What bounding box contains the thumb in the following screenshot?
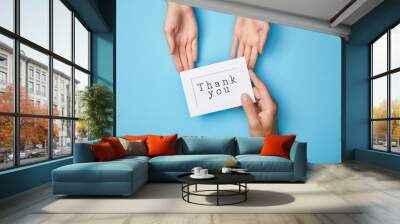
[165,31,176,54]
[241,93,260,129]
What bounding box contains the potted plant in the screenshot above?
[79,84,113,140]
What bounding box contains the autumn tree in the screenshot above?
[0,84,60,153]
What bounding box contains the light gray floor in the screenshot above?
[1,162,400,224]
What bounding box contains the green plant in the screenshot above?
[79,84,113,140]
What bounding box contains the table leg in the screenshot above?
[195,184,198,192]
[217,184,219,206]
[245,183,247,201]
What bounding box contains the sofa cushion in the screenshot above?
[236,155,293,172]
[53,158,147,183]
[177,136,236,155]
[236,137,264,155]
[149,154,235,172]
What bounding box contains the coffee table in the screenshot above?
[177,173,255,206]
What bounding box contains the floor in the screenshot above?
[0,162,400,224]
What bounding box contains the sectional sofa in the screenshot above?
[52,136,307,196]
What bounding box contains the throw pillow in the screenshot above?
[124,135,150,142]
[146,134,178,157]
[101,137,127,158]
[260,135,296,159]
[91,142,117,161]
[119,138,147,156]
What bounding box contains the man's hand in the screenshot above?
[241,70,277,136]
[164,2,198,72]
[231,17,269,69]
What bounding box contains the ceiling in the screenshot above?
[171,0,384,39]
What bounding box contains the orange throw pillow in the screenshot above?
[91,142,117,161]
[260,135,296,159]
[101,137,127,158]
[146,134,177,157]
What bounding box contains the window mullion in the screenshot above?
[48,0,54,160]
[388,30,391,153]
[71,10,76,155]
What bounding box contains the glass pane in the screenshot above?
[53,0,72,60]
[0,0,14,31]
[0,34,14,112]
[372,33,387,76]
[0,116,14,170]
[53,119,72,157]
[74,18,89,70]
[53,59,72,117]
[20,44,49,115]
[372,121,388,151]
[20,0,49,49]
[20,117,49,165]
[372,77,387,119]
[74,69,89,117]
[392,72,400,118]
[391,120,400,153]
[75,120,88,143]
[391,24,400,70]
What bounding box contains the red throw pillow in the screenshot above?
[101,137,127,158]
[91,142,117,161]
[146,134,177,157]
[260,135,296,159]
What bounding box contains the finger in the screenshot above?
[191,38,198,62]
[237,41,245,58]
[179,45,189,71]
[249,70,272,99]
[172,52,183,72]
[258,24,269,54]
[248,47,258,69]
[253,87,261,100]
[241,93,261,129]
[186,43,194,69]
[244,45,251,67]
[230,36,239,58]
[165,31,176,54]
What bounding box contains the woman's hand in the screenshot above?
[241,70,277,136]
[164,2,198,72]
[231,17,269,69]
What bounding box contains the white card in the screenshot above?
[180,57,255,117]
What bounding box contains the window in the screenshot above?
[370,23,400,154]
[0,0,91,170]
[0,34,13,113]
[28,81,34,94]
[0,0,14,32]
[74,18,89,70]
[20,0,49,49]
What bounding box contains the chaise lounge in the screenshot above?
[52,136,307,196]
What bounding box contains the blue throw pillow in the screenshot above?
[236,137,264,155]
[178,136,235,155]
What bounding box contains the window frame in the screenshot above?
[0,0,92,171]
[370,20,400,154]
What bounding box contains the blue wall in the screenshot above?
[345,0,400,166]
[92,32,114,88]
[116,0,342,163]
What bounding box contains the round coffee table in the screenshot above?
[177,173,255,206]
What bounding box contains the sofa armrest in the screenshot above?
[289,142,307,181]
[73,140,99,163]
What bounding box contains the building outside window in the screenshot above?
[370,23,400,154]
[0,0,91,170]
